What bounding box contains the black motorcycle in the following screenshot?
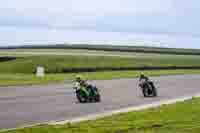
[139,80,157,97]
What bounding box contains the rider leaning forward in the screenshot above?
[74,75,97,96]
[139,74,156,89]
[74,75,90,96]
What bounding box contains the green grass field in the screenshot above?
[1,69,200,86]
[2,97,200,133]
[0,55,200,74]
[0,48,200,86]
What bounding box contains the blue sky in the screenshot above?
[0,0,200,48]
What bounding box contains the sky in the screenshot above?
[0,0,200,48]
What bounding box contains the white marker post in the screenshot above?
[36,66,45,77]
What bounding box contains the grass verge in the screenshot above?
[0,55,200,73]
[1,97,200,133]
[0,69,200,86]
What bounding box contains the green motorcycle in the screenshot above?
[74,85,101,103]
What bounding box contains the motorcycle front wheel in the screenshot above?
[76,90,88,103]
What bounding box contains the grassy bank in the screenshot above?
[0,49,200,86]
[2,97,200,133]
[0,55,200,73]
[1,69,200,86]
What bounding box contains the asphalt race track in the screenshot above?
[0,74,200,129]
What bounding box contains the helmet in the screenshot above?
[75,75,84,82]
[76,75,82,79]
[140,74,145,78]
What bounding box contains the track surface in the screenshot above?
[0,74,200,129]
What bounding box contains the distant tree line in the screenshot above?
[1,44,200,55]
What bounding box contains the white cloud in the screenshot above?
[0,0,178,30]
[0,0,200,48]
[1,0,175,17]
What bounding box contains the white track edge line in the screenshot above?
[49,93,200,125]
[1,93,200,132]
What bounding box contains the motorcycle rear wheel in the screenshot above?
[95,94,101,102]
